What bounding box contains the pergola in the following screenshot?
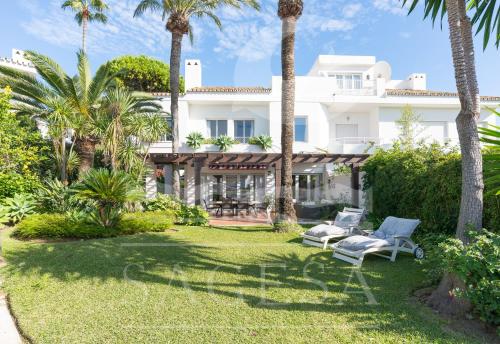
[149,153,370,206]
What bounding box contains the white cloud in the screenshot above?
[400,31,411,39]
[342,4,362,18]
[372,0,407,16]
[19,0,197,56]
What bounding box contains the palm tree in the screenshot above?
[276,0,303,228]
[404,0,498,318]
[479,108,500,195]
[61,0,109,52]
[0,51,117,177]
[133,0,260,198]
[73,168,144,228]
[94,87,163,171]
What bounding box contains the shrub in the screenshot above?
[0,88,50,199]
[14,214,110,239]
[176,204,209,226]
[214,136,236,152]
[143,194,182,212]
[362,144,500,235]
[14,211,178,239]
[73,169,144,228]
[35,179,74,213]
[186,132,205,150]
[273,220,302,233]
[0,194,37,224]
[118,211,176,234]
[248,135,273,151]
[104,55,185,93]
[438,230,500,326]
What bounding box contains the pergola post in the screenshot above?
[351,164,360,207]
[194,157,206,206]
[274,162,282,207]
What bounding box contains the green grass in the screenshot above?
[0,225,481,343]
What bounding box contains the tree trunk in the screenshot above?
[427,272,472,318]
[278,16,297,223]
[170,30,182,199]
[61,131,67,184]
[82,17,87,53]
[445,0,483,241]
[426,0,484,318]
[75,136,96,177]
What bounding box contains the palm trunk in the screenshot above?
[82,17,88,53]
[445,0,483,241]
[61,131,67,184]
[170,30,182,199]
[278,16,298,223]
[427,0,483,318]
[75,136,96,177]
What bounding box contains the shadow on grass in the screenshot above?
[2,231,473,343]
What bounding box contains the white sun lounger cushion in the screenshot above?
[336,235,394,251]
[304,224,348,238]
[333,211,362,229]
[372,216,421,241]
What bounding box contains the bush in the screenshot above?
[73,169,144,228]
[14,214,108,239]
[118,211,176,234]
[176,204,209,226]
[143,194,182,212]
[0,88,50,199]
[14,211,178,239]
[248,135,273,150]
[362,144,500,235]
[35,179,74,213]
[105,55,185,93]
[438,230,500,326]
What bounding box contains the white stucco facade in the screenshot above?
[148,55,499,212]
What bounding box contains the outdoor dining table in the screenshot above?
[214,200,257,216]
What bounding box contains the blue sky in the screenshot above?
[0,0,498,94]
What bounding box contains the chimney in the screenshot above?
[407,73,427,90]
[184,59,202,91]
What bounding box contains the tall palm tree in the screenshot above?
[0,51,117,177]
[94,87,163,171]
[404,0,498,318]
[276,0,302,228]
[133,0,259,198]
[62,0,109,53]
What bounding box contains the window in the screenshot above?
[160,116,173,141]
[207,120,227,138]
[331,74,363,89]
[336,124,359,141]
[294,117,307,142]
[234,120,254,143]
[292,174,323,202]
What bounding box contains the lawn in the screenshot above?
[0,225,481,343]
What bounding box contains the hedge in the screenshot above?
[14,211,176,240]
[362,145,499,235]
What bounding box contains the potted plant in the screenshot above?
[249,135,273,151]
[215,135,235,152]
[186,132,205,150]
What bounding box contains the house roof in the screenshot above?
[386,89,500,102]
[188,86,272,94]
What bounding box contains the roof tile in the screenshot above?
[386,89,500,102]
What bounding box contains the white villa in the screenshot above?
[0,49,36,75]
[147,55,499,212]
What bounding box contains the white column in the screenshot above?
[145,160,157,199]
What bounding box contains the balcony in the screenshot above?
[329,137,381,154]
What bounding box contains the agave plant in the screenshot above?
[73,169,144,228]
[215,135,235,152]
[479,108,500,195]
[248,135,273,151]
[36,179,74,213]
[0,194,37,224]
[186,132,205,150]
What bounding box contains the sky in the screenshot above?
[0,0,498,95]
